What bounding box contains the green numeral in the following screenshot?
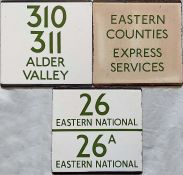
[31,31,45,53]
[80,93,110,116]
[51,6,67,28]
[93,135,107,157]
[80,94,93,116]
[31,31,61,53]
[27,5,66,28]
[95,93,110,116]
[27,5,41,28]
[77,135,90,158]
[77,135,107,158]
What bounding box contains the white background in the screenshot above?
[52,132,142,172]
[1,87,183,175]
[1,2,92,84]
[52,90,142,172]
[53,90,142,129]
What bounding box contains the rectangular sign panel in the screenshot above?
[1,2,92,85]
[52,89,142,173]
[93,2,182,85]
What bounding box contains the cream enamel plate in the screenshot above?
[52,89,142,173]
[1,2,92,85]
[93,3,182,84]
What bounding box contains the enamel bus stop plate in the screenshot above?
[52,89,142,173]
[1,2,92,85]
[93,2,182,85]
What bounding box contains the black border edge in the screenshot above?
[1,0,92,3]
[52,172,142,174]
[1,83,182,89]
[93,0,181,3]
